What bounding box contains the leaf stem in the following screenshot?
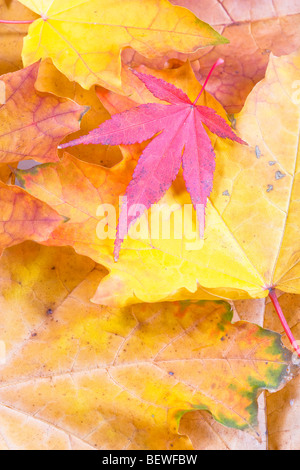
[193,58,224,105]
[0,19,35,24]
[268,289,300,358]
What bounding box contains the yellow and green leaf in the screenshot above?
[0,243,294,449]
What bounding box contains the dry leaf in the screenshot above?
[0,183,63,257]
[0,62,85,163]
[0,243,294,449]
[179,403,267,450]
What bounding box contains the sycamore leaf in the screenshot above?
[0,244,294,449]
[0,62,85,163]
[0,0,38,75]
[60,67,246,260]
[0,183,63,257]
[124,0,300,113]
[18,0,227,92]
[17,51,300,307]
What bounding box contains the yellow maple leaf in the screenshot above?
[0,242,294,449]
[18,0,228,92]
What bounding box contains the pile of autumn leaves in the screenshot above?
[0,0,299,451]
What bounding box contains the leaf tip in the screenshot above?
[219,35,230,45]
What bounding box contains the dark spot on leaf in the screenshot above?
[168,371,174,376]
[266,185,273,192]
[46,309,53,316]
[275,171,285,180]
[269,161,276,166]
[255,145,261,159]
[222,190,230,197]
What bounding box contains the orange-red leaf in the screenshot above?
[0,62,85,163]
[0,182,63,256]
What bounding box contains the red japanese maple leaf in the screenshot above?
[60,60,247,261]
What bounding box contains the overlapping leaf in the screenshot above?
[17,52,300,307]
[0,0,38,75]
[124,0,300,113]
[0,62,85,163]
[180,403,267,450]
[35,59,123,167]
[60,66,246,260]
[18,0,227,92]
[0,183,63,257]
[0,243,294,449]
